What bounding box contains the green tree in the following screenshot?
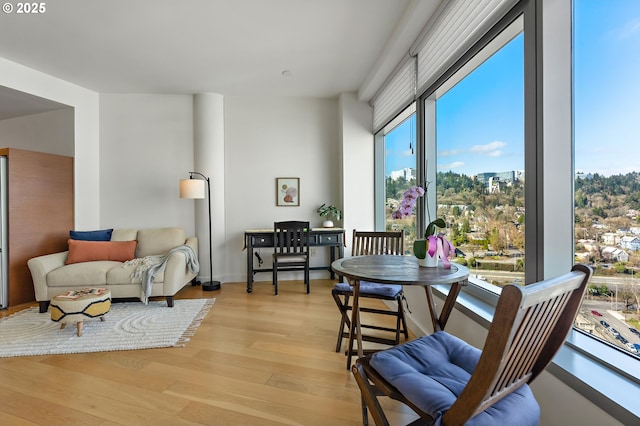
[592,206,607,218]
[614,262,627,273]
[488,228,506,252]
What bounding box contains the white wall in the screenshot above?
[193,93,225,283]
[98,94,196,236]
[223,95,340,283]
[96,93,376,285]
[339,92,375,255]
[532,372,622,426]
[0,57,100,230]
[0,108,74,156]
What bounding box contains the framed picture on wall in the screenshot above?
[276,177,300,206]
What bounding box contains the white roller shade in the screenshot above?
[414,0,517,95]
[371,54,416,133]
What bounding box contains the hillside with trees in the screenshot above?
[575,172,640,227]
[386,171,525,255]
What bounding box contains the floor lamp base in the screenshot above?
[202,280,221,291]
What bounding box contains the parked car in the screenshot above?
[608,327,619,336]
[626,343,638,353]
[629,327,640,335]
[634,343,640,352]
[591,310,602,316]
[600,320,610,328]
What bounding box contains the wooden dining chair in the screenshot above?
[272,221,310,295]
[352,264,593,426]
[332,230,408,366]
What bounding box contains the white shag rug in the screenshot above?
[0,298,214,357]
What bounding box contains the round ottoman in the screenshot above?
[50,288,111,336]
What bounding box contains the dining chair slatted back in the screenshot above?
[352,231,404,256]
[352,264,593,426]
[272,221,310,295]
[332,230,408,369]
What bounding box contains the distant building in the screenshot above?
[601,232,620,246]
[601,247,629,262]
[576,172,594,180]
[620,236,640,252]
[389,168,416,181]
[574,314,595,332]
[575,251,590,262]
[475,170,522,188]
[488,176,502,193]
[578,239,597,252]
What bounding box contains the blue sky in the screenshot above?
[386,0,640,178]
[574,0,640,176]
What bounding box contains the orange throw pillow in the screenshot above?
[65,239,138,264]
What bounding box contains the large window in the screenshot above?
[573,0,640,357]
[431,26,524,284]
[381,107,417,253]
[379,21,526,267]
[372,0,639,419]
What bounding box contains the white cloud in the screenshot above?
[468,141,507,158]
[610,18,640,40]
[470,141,507,153]
[438,161,465,170]
[439,148,463,157]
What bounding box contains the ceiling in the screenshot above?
[0,0,442,119]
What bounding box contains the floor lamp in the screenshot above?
[180,172,221,291]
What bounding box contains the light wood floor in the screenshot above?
[0,279,417,425]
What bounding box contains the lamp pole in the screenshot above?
[188,172,220,291]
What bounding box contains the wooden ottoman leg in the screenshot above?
[77,321,83,337]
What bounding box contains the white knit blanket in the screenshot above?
[123,244,200,304]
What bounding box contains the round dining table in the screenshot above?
[331,255,470,367]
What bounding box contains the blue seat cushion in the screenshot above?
[333,281,402,298]
[370,331,539,426]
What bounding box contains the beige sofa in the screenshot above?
[28,227,198,313]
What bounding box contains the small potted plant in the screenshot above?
[392,185,455,268]
[317,204,342,228]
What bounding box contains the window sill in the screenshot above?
[432,281,640,425]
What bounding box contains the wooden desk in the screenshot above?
[244,228,345,293]
[331,255,469,367]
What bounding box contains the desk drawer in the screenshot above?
[318,233,342,245]
[250,235,274,247]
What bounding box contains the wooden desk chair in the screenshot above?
[272,221,310,295]
[332,230,408,367]
[352,264,593,426]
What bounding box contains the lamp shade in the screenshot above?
[180,179,205,199]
